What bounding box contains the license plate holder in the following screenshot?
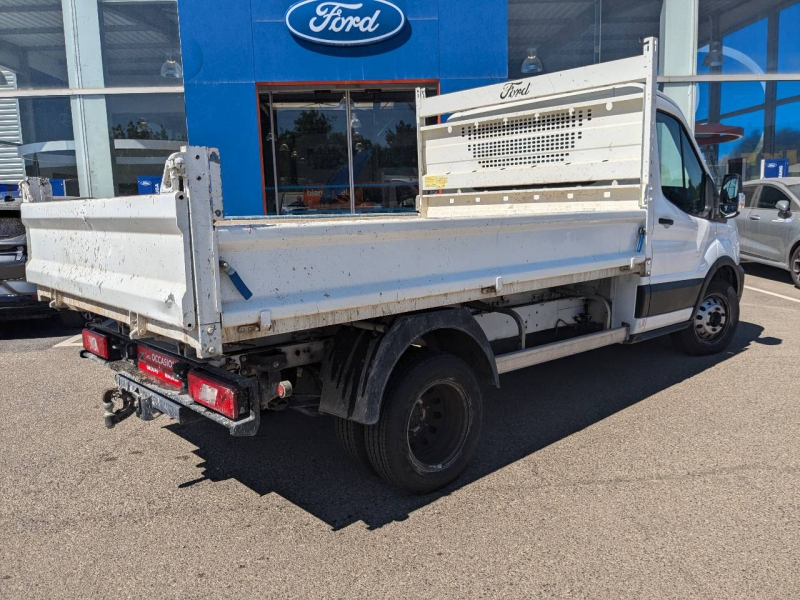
[137,346,183,388]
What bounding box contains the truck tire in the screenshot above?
[334,417,375,474]
[365,351,483,495]
[671,279,739,356]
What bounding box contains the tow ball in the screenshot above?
[102,389,137,429]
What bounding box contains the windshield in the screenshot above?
[787,185,800,199]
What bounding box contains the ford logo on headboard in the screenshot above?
[285,0,406,46]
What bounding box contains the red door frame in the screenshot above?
[255,79,440,215]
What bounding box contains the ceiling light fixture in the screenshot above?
[703,40,724,68]
[160,53,183,79]
[521,47,544,75]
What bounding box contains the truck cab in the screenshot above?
[642,96,744,335]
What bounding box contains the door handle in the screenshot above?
[749,215,761,221]
[658,218,674,226]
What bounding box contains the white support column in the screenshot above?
[660,0,699,131]
[62,0,115,198]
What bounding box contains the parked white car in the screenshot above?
[735,178,800,288]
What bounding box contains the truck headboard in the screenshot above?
[416,38,659,196]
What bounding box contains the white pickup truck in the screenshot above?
[21,39,745,493]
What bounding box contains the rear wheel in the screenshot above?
[671,279,739,356]
[790,245,800,289]
[365,351,482,495]
[334,417,375,474]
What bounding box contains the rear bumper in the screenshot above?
[115,373,260,437]
[83,350,261,437]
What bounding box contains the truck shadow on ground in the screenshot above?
[0,317,80,341]
[168,321,773,531]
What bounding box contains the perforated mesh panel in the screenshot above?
[469,131,582,159]
[460,109,592,141]
[461,109,591,169]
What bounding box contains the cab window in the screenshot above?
[756,185,790,210]
[743,186,758,208]
[656,112,708,216]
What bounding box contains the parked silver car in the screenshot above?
[735,178,800,288]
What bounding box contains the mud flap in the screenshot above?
[318,308,498,426]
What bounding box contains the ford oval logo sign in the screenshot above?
[285,0,406,47]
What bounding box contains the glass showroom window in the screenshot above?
[9,97,79,195]
[695,89,765,183]
[0,0,70,89]
[696,1,800,183]
[699,0,800,76]
[106,94,187,195]
[99,0,183,87]
[507,0,662,77]
[263,89,434,216]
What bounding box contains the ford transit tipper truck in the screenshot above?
[21,39,746,493]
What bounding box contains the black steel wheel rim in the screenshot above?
[406,380,470,473]
[694,292,731,343]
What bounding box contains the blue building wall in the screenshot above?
[177,0,508,216]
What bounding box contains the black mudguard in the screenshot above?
[319,308,498,425]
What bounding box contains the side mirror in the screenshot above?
[776,199,791,215]
[719,173,744,219]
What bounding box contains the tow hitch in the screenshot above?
[102,388,137,429]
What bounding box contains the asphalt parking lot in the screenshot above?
[1,263,798,599]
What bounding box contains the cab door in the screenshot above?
[646,111,715,322]
[736,185,760,257]
[747,184,794,263]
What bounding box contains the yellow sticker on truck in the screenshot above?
[424,175,448,190]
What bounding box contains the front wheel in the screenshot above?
[790,245,800,289]
[671,279,739,356]
[365,351,483,495]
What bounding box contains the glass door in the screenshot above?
[261,86,435,216]
[350,90,419,212]
[270,91,351,215]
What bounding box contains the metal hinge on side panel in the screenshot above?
[160,152,186,194]
[129,313,148,340]
[48,289,66,309]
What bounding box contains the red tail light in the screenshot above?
[188,372,241,420]
[82,329,111,359]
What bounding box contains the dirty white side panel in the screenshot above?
[216,209,647,341]
[23,192,196,329]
